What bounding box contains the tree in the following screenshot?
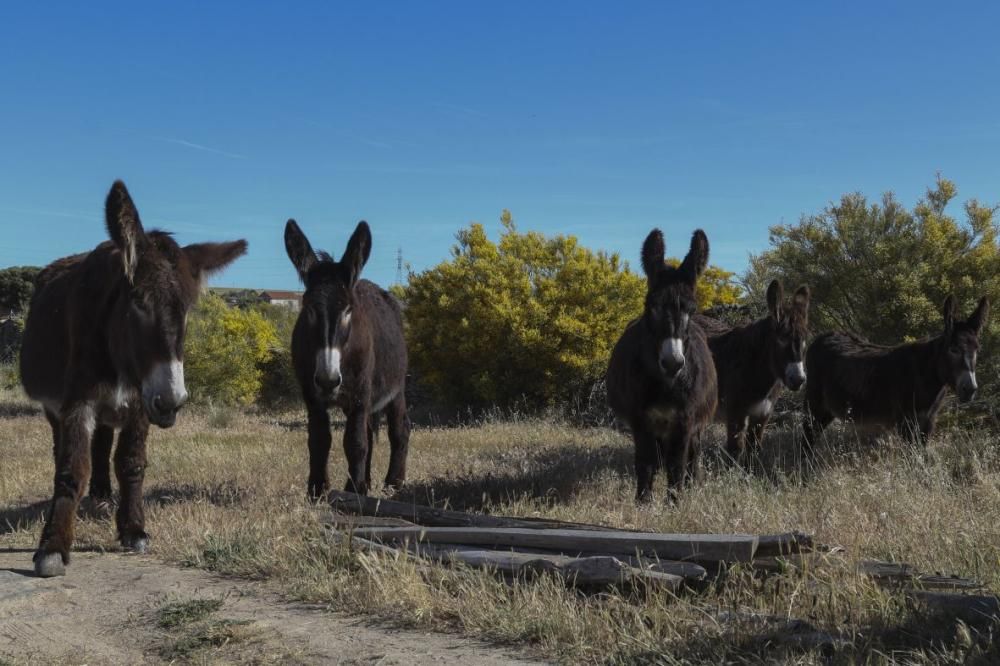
[0,266,40,313]
[400,212,741,413]
[184,293,279,405]
[746,176,999,344]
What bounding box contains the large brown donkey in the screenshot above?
[803,295,989,450]
[607,229,717,502]
[284,219,410,499]
[20,181,247,577]
[696,280,810,464]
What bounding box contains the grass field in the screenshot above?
[2,386,999,664]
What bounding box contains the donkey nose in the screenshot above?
[659,355,685,376]
[316,373,342,394]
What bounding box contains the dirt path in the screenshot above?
[0,549,543,665]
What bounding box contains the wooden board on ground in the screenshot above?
[350,526,760,563]
[908,591,1000,625]
[755,532,814,558]
[419,544,687,590]
[861,560,984,591]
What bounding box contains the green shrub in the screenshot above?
[399,212,741,414]
[184,293,278,405]
[253,303,300,409]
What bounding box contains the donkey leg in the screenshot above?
[44,409,61,461]
[365,412,380,491]
[747,417,770,472]
[35,403,95,577]
[662,423,691,500]
[384,394,411,490]
[114,416,150,552]
[725,416,748,463]
[88,425,115,501]
[305,402,332,501]
[685,431,704,484]
[632,427,659,503]
[802,403,831,457]
[342,410,371,495]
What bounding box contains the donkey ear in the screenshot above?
[793,285,811,322]
[105,180,146,283]
[766,280,784,319]
[284,219,317,282]
[640,229,665,279]
[342,221,372,287]
[183,240,247,282]
[679,229,709,283]
[942,294,956,336]
[967,296,990,333]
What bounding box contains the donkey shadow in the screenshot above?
[391,441,634,512]
[0,499,49,536]
[0,480,252,537]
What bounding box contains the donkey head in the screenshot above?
[940,295,989,403]
[765,281,810,391]
[640,229,709,381]
[285,219,371,400]
[106,181,247,427]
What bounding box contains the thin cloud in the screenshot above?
[150,135,248,160]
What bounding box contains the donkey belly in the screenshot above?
[371,385,402,413]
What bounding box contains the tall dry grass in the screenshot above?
[2,388,999,663]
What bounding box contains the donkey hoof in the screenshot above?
[383,478,405,492]
[122,534,150,553]
[33,552,66,578]
[344,479,369,496]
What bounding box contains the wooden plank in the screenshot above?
[404,543,685,590]
[908,591,1000,625]
[861,560,984,591]
[350,526,759,563]
[754,532,814,558]
[328,490,613,531]
[325,512,417,528]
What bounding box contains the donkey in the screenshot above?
[20,180,246,577]
[284,219,410,499]
[803,295,989,450]
[695,280,810,463]
[606,229,717,502]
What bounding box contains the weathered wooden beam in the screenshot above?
[350,526,759,562]
[908,591,1000,625]
[328,490,612,531]
[325,512,417,529]
[755,532,814,557]
[860,560,984,591]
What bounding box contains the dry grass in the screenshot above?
[2,384,1000,664]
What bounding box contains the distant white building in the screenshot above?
[258,290,303,310]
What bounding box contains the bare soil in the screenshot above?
[0,548,541,665]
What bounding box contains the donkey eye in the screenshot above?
[949,344,961,355]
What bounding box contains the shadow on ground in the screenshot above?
[392,442,633,511]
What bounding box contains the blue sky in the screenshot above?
[2,2,999,290]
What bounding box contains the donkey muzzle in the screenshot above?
[142,360,189,428]
[658,338,685,378]
[315,346,343,398]
[957,371,977,404]
[784,361,806,391]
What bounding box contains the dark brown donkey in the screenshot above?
[695,280,810,463]
[284,219,410,498]
[20,181,246,577]
[804,295,989,449]
[606,229,718,502]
